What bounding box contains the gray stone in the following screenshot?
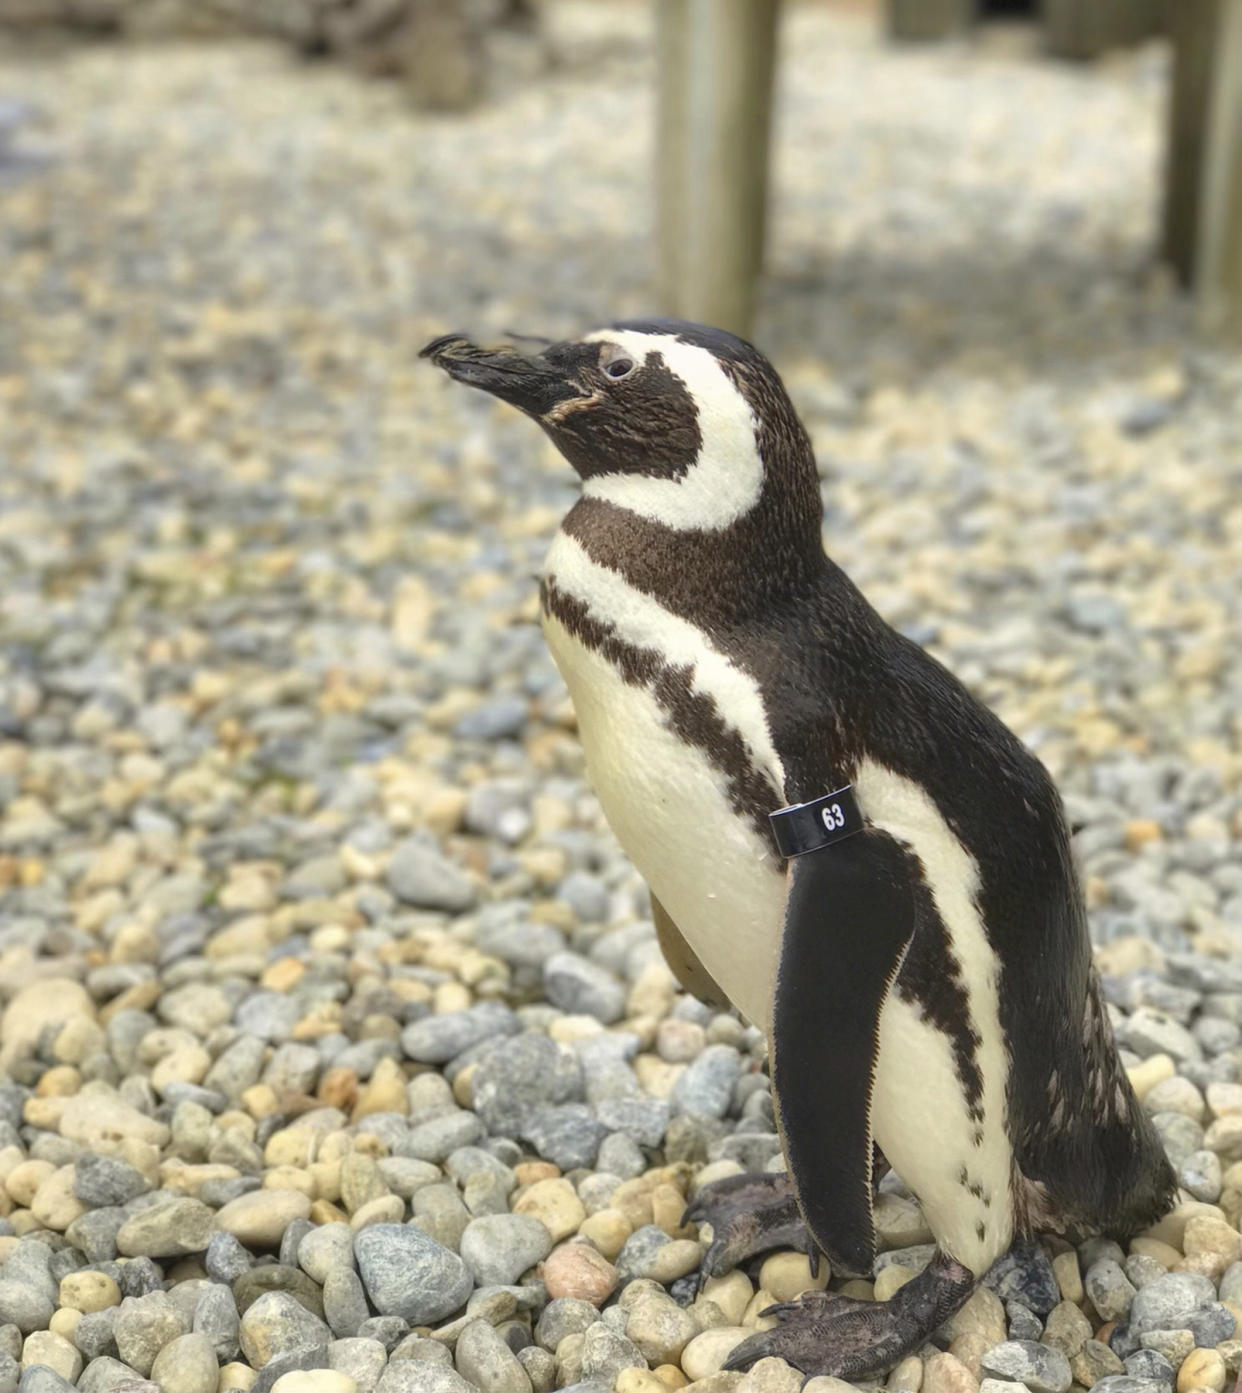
[521,1104,607,1170]
[459,1214,553,1287]
[579,1322,646,1380]
[20,1369,77,1393]
[298,1223,356,1284]
[74,1153,152,1208]
[979,1340,1072,1393]
[1085,1258,1138,1323]
[454,1318,533,1393]
[376,1364,476,1393]
[1126,1272,1215,1335]
[323,1268,369,1339]
[113,1292,190,1376]
[671,1045,742,1119]
[205,1231,253,1285]
[472,1034,583,1136]
[387,837,477,913]
[403,1110,485,1163]
[238,1292,332,1367]
[251,1344,330,1393]
[401,1002,518,1064]
[1124,1350,1175,1386]
[534,1298,600,1351]
[354,1224,473,1325]
[542,953,626,1024]
[328,1338,388,1393]
[74,1307,120,1359]
[193,1282,241,1362]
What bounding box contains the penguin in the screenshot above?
[421,320,1175,1379]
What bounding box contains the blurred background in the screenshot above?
[1,0,1241,965]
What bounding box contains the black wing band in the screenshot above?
[770,785,865,858]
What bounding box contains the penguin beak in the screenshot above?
[420,333,583,418]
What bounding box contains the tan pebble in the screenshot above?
[317,1068,359,1112]
[433,981,471,1014]
[1127,1054,1176,1100]
[1,977,95,1067]
[309,1199,349,1225]
[759,1251,827,1304]
[541,1242,618,1306]
[59,1270,121,1312]
[700,1272,754,1326]
[875,1264,918,1302]
[8,1211,42,1236]
[736,1355,803,1393]
[243,1084,281,1120]
[1183,1215,1242,1267]
[921,1351,979,1393]
[743,1290,780,1330]
[0,1236,17,1262]
[647,1238,703,1284]
[1125,819,1164,852]
[653,1366,690,1390]
[1144,1201,1228,1250]
[1053,1250,1084,1304]
[35,1065,81,1097]
[261,958,305,992]
[264,1126,319,1168]
[612,1182,656,1231]
[578,1208,631,1260]
[1130,1236,1181,1268]
[628,961,678,1017]
[349,1194,405,1230]
[679,1371,744,1391]
[1178,1348,1227,1393]
[151,1332,219,1393]
[681,1327,752,1381]
[215,1188,312,1248]
[220,1362,259,1393]
[4,1159,54,1207]
[651,1182,691,1236]
[32,1165,86,1231]
[515,1161,561,1187]
[451,1062,476,1109]
[308,1161,341,1203]
[1208,1085,1242,1118]
[691,1162,746,1193]
[948,1332,991,1379]
[21,1330,82,1381]
[270,1372,358,1393]
[263,1167,316,1198]
[888,1354,924,1393]
[617,1372,670,1393]
[626,1290,700,1363]
[352,1058,408,1121]
[804,1379,868,1393]
[946,1286,1006,1347]
[635,1055,686,1099]
[656,1019,707,1064]
[692,1298,730,1333]
[514,1177,586,1242]
[49,1308,81,1342]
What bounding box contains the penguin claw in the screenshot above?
[724,1250,977,1382]
[682,1170,812,1291]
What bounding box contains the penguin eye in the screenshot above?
[603,357,635,381]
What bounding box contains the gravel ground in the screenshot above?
[2,6,1242,1393]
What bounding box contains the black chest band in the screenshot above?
[769,785,865,858]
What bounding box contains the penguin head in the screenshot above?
[422,318,819,535]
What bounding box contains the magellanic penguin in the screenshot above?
[422,320,1175,1379]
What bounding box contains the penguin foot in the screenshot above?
[682,1171,812,1288]
[723,1249,976,1381]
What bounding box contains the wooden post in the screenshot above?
[656,0,779,339]
[1043,0,1163,60]
[887,0,972,43]
[1164,0,1242,330]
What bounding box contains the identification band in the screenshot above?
[769,785,865,858]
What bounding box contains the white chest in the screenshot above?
[541,608,788,1030]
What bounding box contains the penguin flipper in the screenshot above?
[652,893,731,1010]
[770,831,916,1277]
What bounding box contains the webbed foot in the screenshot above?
[724,1249,975,1381]
[682,1171,813,1287]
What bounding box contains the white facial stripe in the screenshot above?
[545,531,785,787]
[580,329,763,531]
